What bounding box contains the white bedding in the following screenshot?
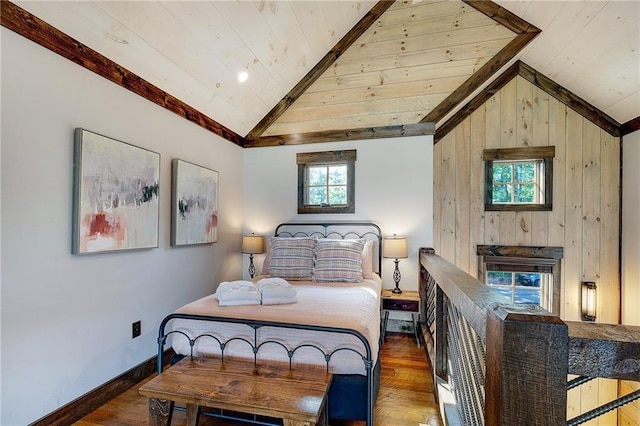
[169,275,382,375]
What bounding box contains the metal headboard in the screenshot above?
[274,222,383,276]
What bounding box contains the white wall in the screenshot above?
[243,137,434,292]
[1,29,244,425]
[622,130,640,327]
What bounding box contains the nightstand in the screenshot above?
[381,289,421,347]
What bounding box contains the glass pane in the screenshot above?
[487,271,512,285]
[514,288,541,305]
[492,287,514,302]
[515,273,541,288]
[492,184,512,203]
[307,187,326,205]
[328,186,347,205]
[328,165,347,185]
[514,162,535,182]
[493,164,512,183]
[514,183,535,203]
[308,166,327,185]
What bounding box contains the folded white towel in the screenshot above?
[261,296,298,306]
[257,277,297,305]
[214,280,261,307]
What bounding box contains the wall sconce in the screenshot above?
[383,235,408,294]
[581,281,597,322]
[241,234,264,279]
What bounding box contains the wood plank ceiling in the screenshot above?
[3,0,638,147]
[247,0,529,146]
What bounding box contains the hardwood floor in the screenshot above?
[74,333,442,426]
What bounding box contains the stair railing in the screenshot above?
[419,248,640,426]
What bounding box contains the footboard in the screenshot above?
[156,313,376,426]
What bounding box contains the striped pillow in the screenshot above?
[268,237,316,280]
[314,239,365,282]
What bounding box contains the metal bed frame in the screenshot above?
[155,221,383,426]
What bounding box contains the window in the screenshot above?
[297,150,356,214]
[491,159,544,204]
[486,270,553,309]
[484,146,554,211]
[478,245,563,315]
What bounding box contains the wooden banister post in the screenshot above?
[485,303,568,426]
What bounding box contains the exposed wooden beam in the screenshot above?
[245,0,396,141]
[421,0,540,125]
[244,122,435,148]
[465,0,535,33]
[434,61,520,144]
[0,0,244,146]
[567,321,640,381]
[436,61,624,143]
[518,62,621,137]
[622,116,640,136]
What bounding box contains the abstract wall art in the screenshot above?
[72,128,160,254]
[171,159,219,246]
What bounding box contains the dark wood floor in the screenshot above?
[74,333,442,426]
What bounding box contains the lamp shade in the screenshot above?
[241,235,264,254]
[383,235,408,259]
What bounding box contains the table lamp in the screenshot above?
[241,234,264,279]
[383,235,408,294]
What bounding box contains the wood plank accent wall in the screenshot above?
[435,62,623,144]
[433,75,621,425]
[620,380,640,425]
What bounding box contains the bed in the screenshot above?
[155,222,383,426]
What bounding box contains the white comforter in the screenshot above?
[169,275,382,375]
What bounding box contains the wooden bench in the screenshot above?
[139,356,332,426]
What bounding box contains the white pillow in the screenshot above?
[361,239,374,279]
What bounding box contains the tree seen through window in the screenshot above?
[307,164,348,206]
[492,160,541,204]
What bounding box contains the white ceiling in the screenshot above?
[16,0,378,136]
[13,0,640,139]
[495,0,639,125]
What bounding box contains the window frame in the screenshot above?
[477,245,563,316]
[297,150,356,214]
[483,146,555,211]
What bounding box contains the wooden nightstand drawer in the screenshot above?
[380,289,422,346]
[382,298,419,312]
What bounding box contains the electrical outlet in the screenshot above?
[132,321,141,338]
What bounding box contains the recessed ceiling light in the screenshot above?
[237,71,249,83]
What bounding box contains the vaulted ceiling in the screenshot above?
[3,0,639,147]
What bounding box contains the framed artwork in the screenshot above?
[171,159,219,246]
[72,128,160,254]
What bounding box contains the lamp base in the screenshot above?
[248,254,256,279]
[392,258,402,294]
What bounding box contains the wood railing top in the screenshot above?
[420,251,509,341]
[421,250,640,382]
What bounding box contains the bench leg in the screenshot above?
[148,398,174,426]
[186,403,201,426]
[283,420,314,426]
